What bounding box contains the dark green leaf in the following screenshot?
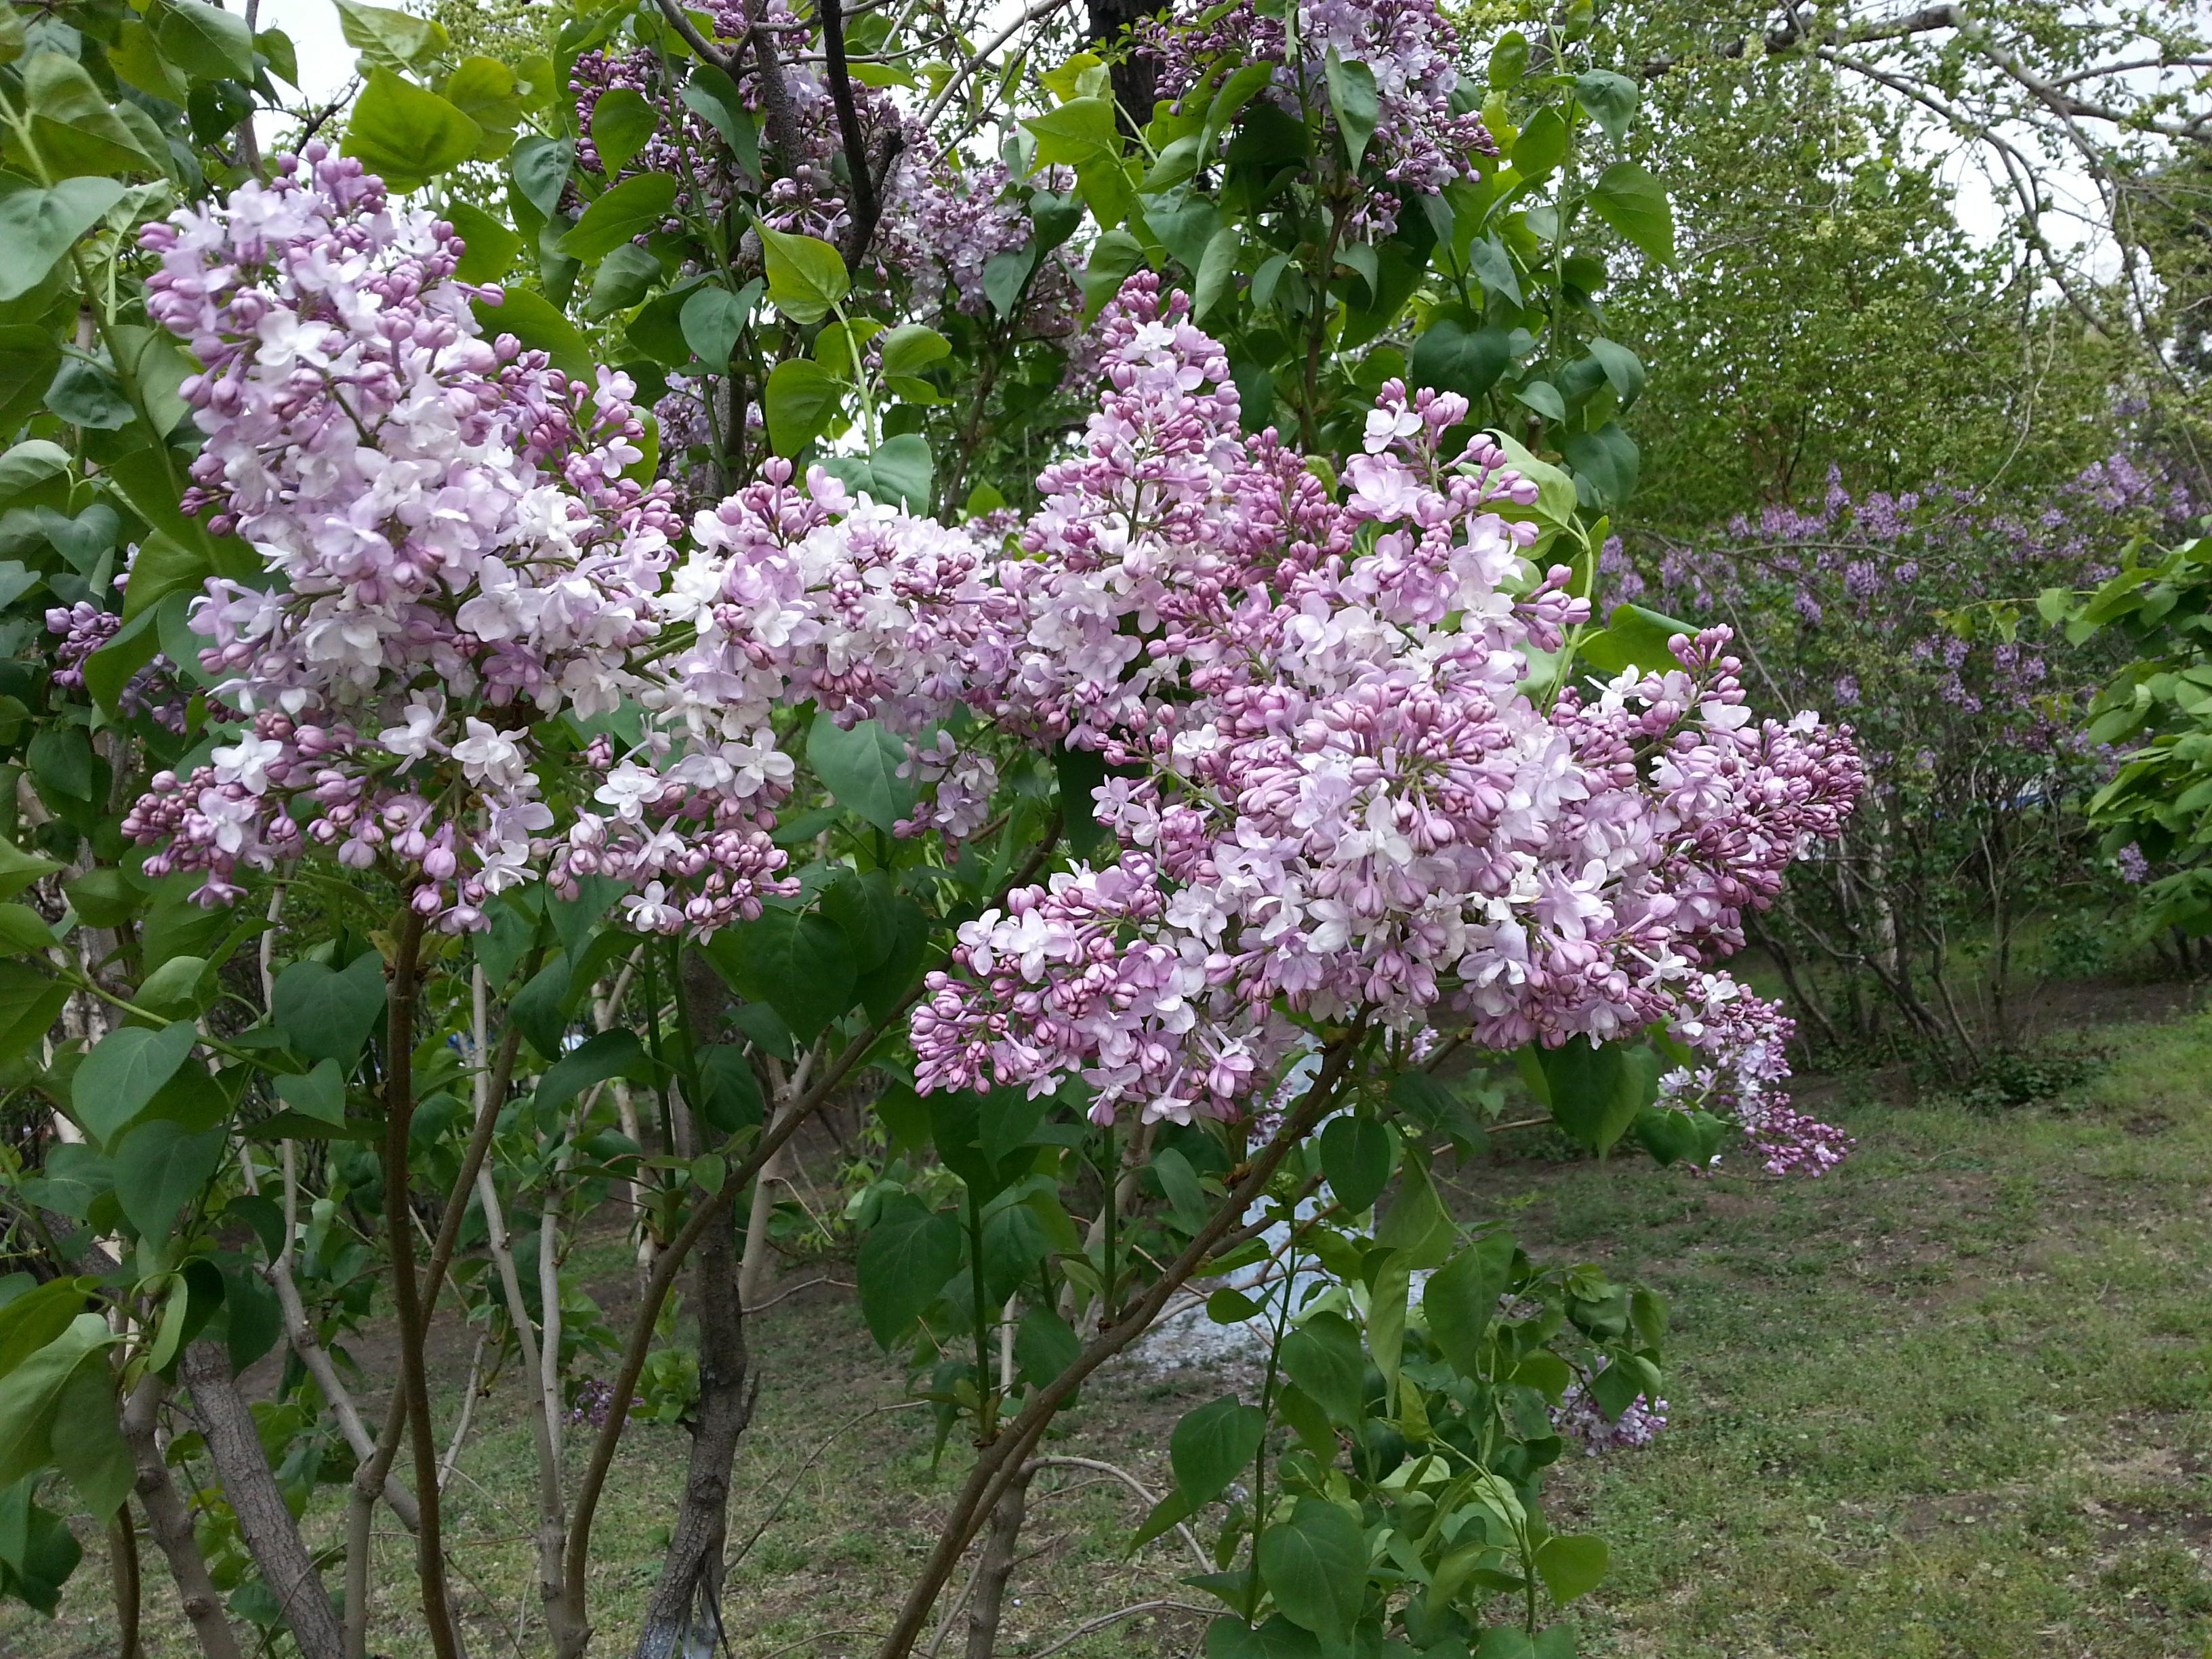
[1194,226,1241,323]
[1013,1304,1080,1385]
[680,283,754,369]
[1171,1395,1265,1507]
[0,837,58,901]
[1423,1233,1517,1380]
[0,964,66,1066]
[273,1059,346,1126]
[1317,1115,1394,1214]
[1324,49,1378,171]
[878,323,949,380]
[983,245,1035,319]
[0,180,125,303]
[586,243,661,318]
[1374,1147,1455,1269]
[270,952,387,1067]
[112,1119,223,1240]
[560,171,678,260]
[448,202,521,284]
[853,893,928,1024]
[763,356,843,455]
[821,869,900,972]
[1142,192,1218,272]
[1279,1311,1366,1424]
[1559,421,1639,507]
[703,908,856,1042]
[1630,1105,1725,1168]
[757,222,850,323]
[45,359,131,430]
[1534,1533,1608,1605]
[150,0,256,80]
[695,1042,764,1134]
[510,135,574,219]
[0,1315,111,1491]
[1572,70,1638,142]
[856,1194,962,1347]
[73,1022,196,1149]
[1538,1037,1662,1152]
[590,86,656,176]
[1588,161,1674,264]
[21,54,163,178]
[806,715,917,834]
[1205,1617,1324,1659]
[471,287,592,380]
[1488,31,1530,89]
[1576,602,1695,678]
[509,953,573,1062]
[1410,310,1510,403]
[1513,106,1568,178]
[1257,1499,1366,1643]
[0,1282,90,1382]
[534,1029,647,1118]
[1151,1145,1207,1230]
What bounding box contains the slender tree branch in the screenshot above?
[819,0,884,264]
[373,907,461,1659]
[1024,1600,1214,1659]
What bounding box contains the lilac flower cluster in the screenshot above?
[123,146,787,934]
[121,161,1860,1168]
[1552,1362,1668,1454]
[1143,0,1498,241]
[46,600,188,732]
[566,1375,634,1429]
[1662,975,1851,1176]
[909,275,1862,1127]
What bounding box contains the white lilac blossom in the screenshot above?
[123,146,785,935]
[1660,975,1851,1176]
[909,274,1862,1130]
[1143,0,1498,241]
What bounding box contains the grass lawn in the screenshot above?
[12,1002,2212,1659]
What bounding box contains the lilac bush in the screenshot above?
[0,7,1885,1658]
[1635,457,2195,1075]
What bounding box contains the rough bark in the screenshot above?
[632,958,757,1659]
[1086,0,1159,127]
[121,1376,242,1659]
[962,1464,1036,1659]
[180,1343,345,1659]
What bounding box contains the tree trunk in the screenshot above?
[632,958,758,1659]
[630,1148,754,1659]
[180,1343,348,1659]
[121,1376,243,1659]
[962,1463,1036,1659]
[1086,0,1159,126]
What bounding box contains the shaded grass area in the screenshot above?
[12,1004,2212,1658]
